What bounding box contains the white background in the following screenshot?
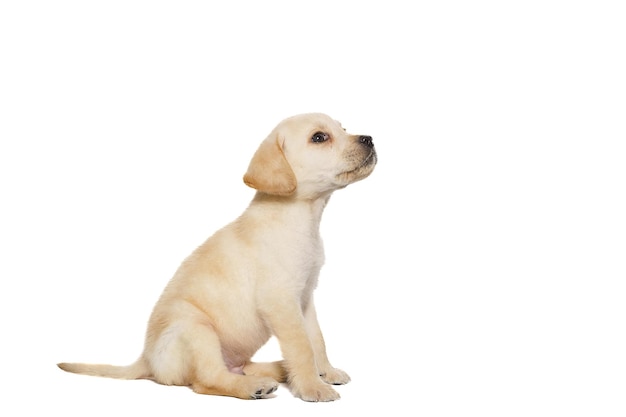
[1,1,625,416]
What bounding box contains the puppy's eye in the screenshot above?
[311,132,329,143]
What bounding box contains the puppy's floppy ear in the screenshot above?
[243,134,297,195]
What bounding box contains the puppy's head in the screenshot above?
[243,113,377,198]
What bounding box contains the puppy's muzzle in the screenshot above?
[358,135,376,165]
[356,135,377,171]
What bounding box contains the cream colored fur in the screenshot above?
[58,113,377,401]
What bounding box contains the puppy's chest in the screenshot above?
[247,204,326,277]
[301,234,325,271]
[290,234,325,299]
[282,229,325,273]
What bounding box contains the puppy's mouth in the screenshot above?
[360,149,377,168]
[338,149,377,180]
[353,149,377,172]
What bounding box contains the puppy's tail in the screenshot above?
[57,358,150,380]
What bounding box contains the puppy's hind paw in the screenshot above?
[249,378,279,399]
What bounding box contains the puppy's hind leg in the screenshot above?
[178,321,279,399]
[244,360,288,383]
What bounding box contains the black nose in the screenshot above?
[359,135,374,148]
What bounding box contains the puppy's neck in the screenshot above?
[250,192,331,226]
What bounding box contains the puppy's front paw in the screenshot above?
[321,367,351,385]
[292,380,340,402]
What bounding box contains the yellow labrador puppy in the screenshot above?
[58,113,377,401]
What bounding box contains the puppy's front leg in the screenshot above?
[303,297,351,385]
[263,300,340,402]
